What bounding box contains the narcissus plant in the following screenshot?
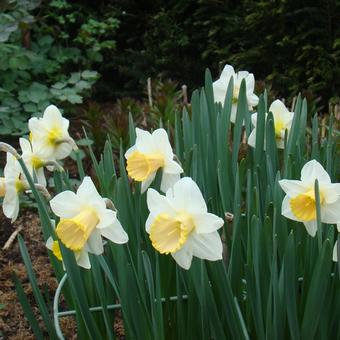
[28,105,76,161]
[146,177,224,269]
[279,160,340,236]
[213,64,258,122]
[50,176,128,265]
[125,128,183,193]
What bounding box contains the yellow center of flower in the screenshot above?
[29,132,33,142]
[56,209,99,251]
[31,155,44,169]
[15,179,26,193]
[52,240,63,261]
[47,127,63,146]
[290,189,325,221]
[149,213,195,254]
[274,118,286,139]
[0,177,6,197]
[126,151,164,182]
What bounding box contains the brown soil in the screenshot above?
[0,209,76,339]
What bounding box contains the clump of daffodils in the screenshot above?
[248,99,294,149]
[146,177,224,269]
[213,64,259,123]
[48,177,128,268]
[279,160,340,237]
[125,128,183,193]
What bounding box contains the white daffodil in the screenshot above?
[279,160,340,237]
[50,176,128,260]
[1,153,27,222]
[46,220,92,269]
[125,128,183,193]
[146,177,224,270]
[20,138,47,186]
[28,105,76,161]
[213,64,259,123]
[248,99,294,149]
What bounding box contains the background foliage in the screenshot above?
[0,0,339,136]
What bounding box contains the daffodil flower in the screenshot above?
[28,105,76,161]
[20,138,47,186]
[279,160,340,236]
[248,99,294,149]
[50,176,128,258]
[213,64,259,123]
[125,128,183,193]
[46,220,93,269]
[1,153,27,222]
[146,177,224,270]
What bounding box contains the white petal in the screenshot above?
[337,223,340,232]
[152,128,173,159]
[303,220,317,237]
[96,209,117,229]
[279,179,308,196]
[54,142,73,160]
[213,79,228,105]
[230,105,238,123]
[4,153,21,179]
[85,228,103,255]
[281,195,300,222]
[220,64,235,80]
[251,112,258,127]
[43,105,63,126]
[193,213,224,234]
[147,188,175,216]
[141,172,156,193]
[77,176,105,210]
[31,139,54,160]
[171,177,207,214]
[269,100,287,116]
[190,231,223,261]
[321,198,340,224]
[160,172,181,193]
[300,160,331,184]
[163,160,183,174]
[321,183,340,204]
[145,214,155,233]
[333,241,338,262]
[171,245,193,270]
[247,129,256,148]
[247,93,259,108]
[19,137,32,154]
[135,128,155,154]
[100,219,128,244]
[245,73,255,91]
[76,249,91,269]
[46,237,53,250]
[3,184,19,222]
[125,145,136,159]
[49,191,81,218]
[36,168,47,187]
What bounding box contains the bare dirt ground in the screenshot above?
[0,209,76,339]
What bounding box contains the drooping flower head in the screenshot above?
[50,176,128,264]
[279,160,340,236]
[28,105,76,161]
[213,64,259,123]
[248,99,294,149]
[146,177,224,269]
[125,128,183,193]
[1,153,27,222]
[20,138,47,186]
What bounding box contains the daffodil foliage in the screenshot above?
[11,69,340,340]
